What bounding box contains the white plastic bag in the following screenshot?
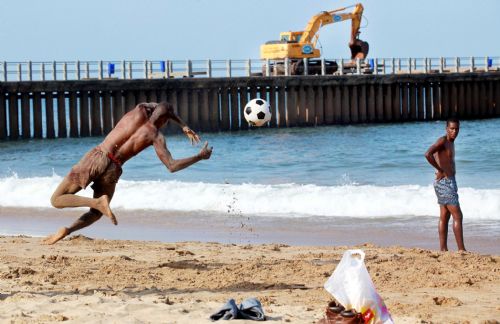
[324,249,393,324]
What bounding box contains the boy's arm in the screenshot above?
[424,137,446,179]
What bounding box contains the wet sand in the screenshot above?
[1,207,499,254]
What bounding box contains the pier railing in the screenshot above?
[1,57,498,82]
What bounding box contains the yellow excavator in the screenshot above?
[260,3,369,75]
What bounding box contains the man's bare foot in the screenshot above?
[42,227,70,245]
[96,195,118,225]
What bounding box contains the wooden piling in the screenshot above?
[306,85,316,125]
[425,84,433,120]
[350,85,359,123]
[417,84,425,121]
[409,83,417,120]
[249,86,258,102]
[457,83,466,118]
[8,93,19,139]
[125,90,136,112]
[366,84,376,122]
[472,82,480,118]
[314,86,324,125]
[102,91,112,134]
[487,81,494,117]
[440,82,450,119]
[495,80,500,116]
[384,84,392,121]
[0,92,6,139]
[450,83,458,117]
[137,90,147,104]
[179,88,190,130]
[148,90,158,103]
[190,89,200,131]
[69,92,78,137]
[268,86,277,127]
[21,92,31,139]
[90,91,101,136]
[239,86,249,130]
[432,83,441,120]
[276,86,286,127]
[494,81,500,117]
[200,89,210,132]
[230,87,239,131]
[259,86,267,102]
[45,92,56,139]
[333,86,342,123]
[341,85,350,124]
[159,90,168,103]
[324,86,334,124]
[165,90,180,134]
[478,81,488,117]
[376,84,384,122]
[209,88,219,131]
[358,84,367,123]
[298,85,307,126]
[79,91,90,137]
[220,87,230,131]
[401,83,409,121]
[57,92,67,138]
[33,92,43,138]
[112,91,124,127]
[392,83,401,121]
[465,82,473,118]
[286,86,298,127]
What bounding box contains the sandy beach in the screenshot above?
[0,234,498,323]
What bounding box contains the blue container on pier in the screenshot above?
[108,63,115,76]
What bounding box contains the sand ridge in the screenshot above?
[0,235,499,323]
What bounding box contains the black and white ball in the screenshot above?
[244,98,272,127]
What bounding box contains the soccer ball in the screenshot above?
[244,98,272,127]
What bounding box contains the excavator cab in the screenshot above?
[279,32,302,43]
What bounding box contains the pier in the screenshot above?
[0,58,499,140]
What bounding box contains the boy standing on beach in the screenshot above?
[424,117,466,251]
[44,102,212,245]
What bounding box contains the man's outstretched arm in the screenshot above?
[164,103,201,145]
[153,134,212,173]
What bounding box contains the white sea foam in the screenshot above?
[0,175,499,220]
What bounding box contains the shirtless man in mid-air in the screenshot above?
[44,102,212,245]
[425,117,466,251]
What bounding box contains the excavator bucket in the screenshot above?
[349,39,369,60]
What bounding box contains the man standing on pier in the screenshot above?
[44,102,212,245]
[424,117,466,251]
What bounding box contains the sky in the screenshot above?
[0,0,499,62]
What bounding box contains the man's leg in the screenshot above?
[446,204,466,251]
[50,177,114,222]
[42,210,102,245]
[43,180,117,245]
[438,205,451,251]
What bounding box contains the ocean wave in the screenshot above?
[0,174,499,220]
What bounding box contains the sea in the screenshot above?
[1,119,499,254]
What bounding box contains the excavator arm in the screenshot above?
[300,3,368,60]
[301,3,364,48]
